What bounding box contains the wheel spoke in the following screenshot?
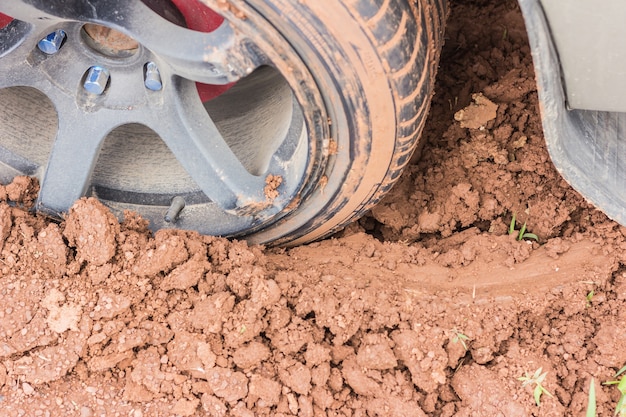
[36,107,113,216]
[122,2,263,84]
[0,0,264,85]
[0,23,40,88]
[150,78,269,213]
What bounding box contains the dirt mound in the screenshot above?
[368,2,593,248]
[2,1,626,416]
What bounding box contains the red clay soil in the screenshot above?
[2,1,626,416]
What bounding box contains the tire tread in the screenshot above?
[339,0,447,226]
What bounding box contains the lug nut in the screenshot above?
[144,62,162,91]
[83,66,110,95]
[37,29,66,55]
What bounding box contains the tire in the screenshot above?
[0,0,446,246]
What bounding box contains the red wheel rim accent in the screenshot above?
[0,12,13,29]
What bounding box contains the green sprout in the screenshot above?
[508,213,516,235]
[603,365,626,416]
[587,378,596,417]
[518,367,554,406]
[509,213,539,241]
[586,290,595,307]
[451,329,470,351]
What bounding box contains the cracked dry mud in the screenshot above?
[2,1,626,416]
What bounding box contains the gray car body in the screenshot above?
[519,0,626,227]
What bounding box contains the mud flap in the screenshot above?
[518,0,626,226]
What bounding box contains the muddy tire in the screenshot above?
[0,0,446,246]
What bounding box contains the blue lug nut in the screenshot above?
[38,29,66,55]
[83,66,110,95]
[144,62,163,91]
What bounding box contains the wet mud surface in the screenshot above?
[2,1,626,416]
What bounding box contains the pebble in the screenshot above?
[22,382,34,395]
[80,406,93,417]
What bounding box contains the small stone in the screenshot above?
[80,406,93,417]
[22,382,35,395]
[171,398,200,416]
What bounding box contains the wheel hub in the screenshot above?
[83,24,139,57]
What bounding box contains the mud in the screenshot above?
[1,0,626,416]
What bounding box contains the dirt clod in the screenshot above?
[264,174,282,201]
[63,197,119,266]
[454,93,498,129]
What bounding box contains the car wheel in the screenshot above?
[0,0,446,246]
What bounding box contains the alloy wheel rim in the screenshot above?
[0,0,332,238]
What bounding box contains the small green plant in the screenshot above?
[587,378,596,417]
[509,213,539,241]
[586,290,595,307]
[518,367,554,406]
[451,329,470,351]
[603,365,626,416]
